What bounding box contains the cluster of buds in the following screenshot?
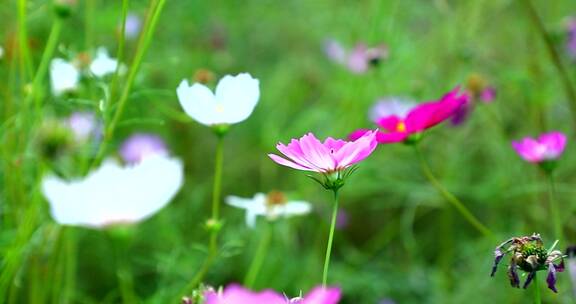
[491,233,565,292]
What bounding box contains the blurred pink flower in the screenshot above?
[124,13,142,39]
[204,284,341,304]
[120,133,168,164]
[268,131,377,173]
[351,87,469,144]
[480,86,497,103]
[568,19,576,59]
[324,39,388,74]
[511,131,567,163]
[67,111,102,142]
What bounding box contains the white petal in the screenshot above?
[50,58,80,96]
[214,73,260,124]
[278,201,312,216]
[176,80,219,125]
[41,155,183,228]
[90,47,120,77]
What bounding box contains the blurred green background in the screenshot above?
[2,0,576,303]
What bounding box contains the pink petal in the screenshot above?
[205,284,286,304]
[539,131,567,159]
[323,137,347,152]
[301,286,342,304]
[334,131,378,168]
[511,139,545,163]
[405,87,469,132]
[376,131,408,143]
[277,140,323,171]
[268,154,316,171]
[376,115,403,132]
[299,133,336,171]
[348,129,371,141]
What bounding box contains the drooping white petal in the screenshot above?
[277,201,312,216]
[89,47,121,77]
[41,155,184,228]
[215,73,260,124]
[50,58,80,96]
[176,80,219,125]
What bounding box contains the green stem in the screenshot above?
[244,222,272,288]
[534,273,541,304]
[108,232,137,304]
[520,0,576,125]
[414,145,493,237]
[90,0,167,169]
[85,0,95,50]
[109,0,130,104]
[62,228,77,304]
[181,135,225,294]
[322,190,339,286]
[29,17,63,114]
[17,0,33,81]
[546,173,562,242]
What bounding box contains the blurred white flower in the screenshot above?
[176,73,260,126]
[41,155,184,228]
[226,192,311,228]
[90,47,123,77]
[50,58,80,96]
[0,46,4,59]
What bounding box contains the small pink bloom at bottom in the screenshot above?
[511,131,567,163]
[204,284,341,304]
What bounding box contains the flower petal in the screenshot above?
[176,80,218,125]
[301,286,341,304]
[215,73,260,124]
[333,131,377,168]
[268,154,316,171]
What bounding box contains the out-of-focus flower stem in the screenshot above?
[182,135,225,294]
[414,145,493,238]
[244,222,272,288]
[520,0,576,126]
[30,17,63,115]
[90,0,166,170]
[17,0,33,81]
[546,173,562,242]
[534,273,541,304]
[109,0,130,105]
[322,190,339,286]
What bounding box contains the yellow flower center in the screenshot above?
[396,121,406,132]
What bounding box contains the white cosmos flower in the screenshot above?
[41,155,184,228]
[226,192,311,228]
[176,73,260,126]
[90,47,122,77]
[50,58,80,96]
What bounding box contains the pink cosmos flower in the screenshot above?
[204,284,341,304]
[350,87,469,144]
[268,131,377,173]
[511,131,567,163]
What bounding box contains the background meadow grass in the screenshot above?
[2,0,576,303]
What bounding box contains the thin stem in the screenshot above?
[414,145,493,237]
[244,222,272,288]
[29,17,63,114]
[546,173,562,242]
[109,0,130,104]
[322,190,339,286]
[520,0,576,125]
[90,0,167,169]
[181,135,225,294]
[108,232,137,304]
[85,0,95,50]
[62,228,77,304]
[534,273,541,304]
[17,0,33,81]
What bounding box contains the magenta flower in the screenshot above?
[511,131,567,164]
[351,87,469,144]
[480,86,497,103]
[204,284,341,304]
[120,133,168,164]
[268,131,377,176]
